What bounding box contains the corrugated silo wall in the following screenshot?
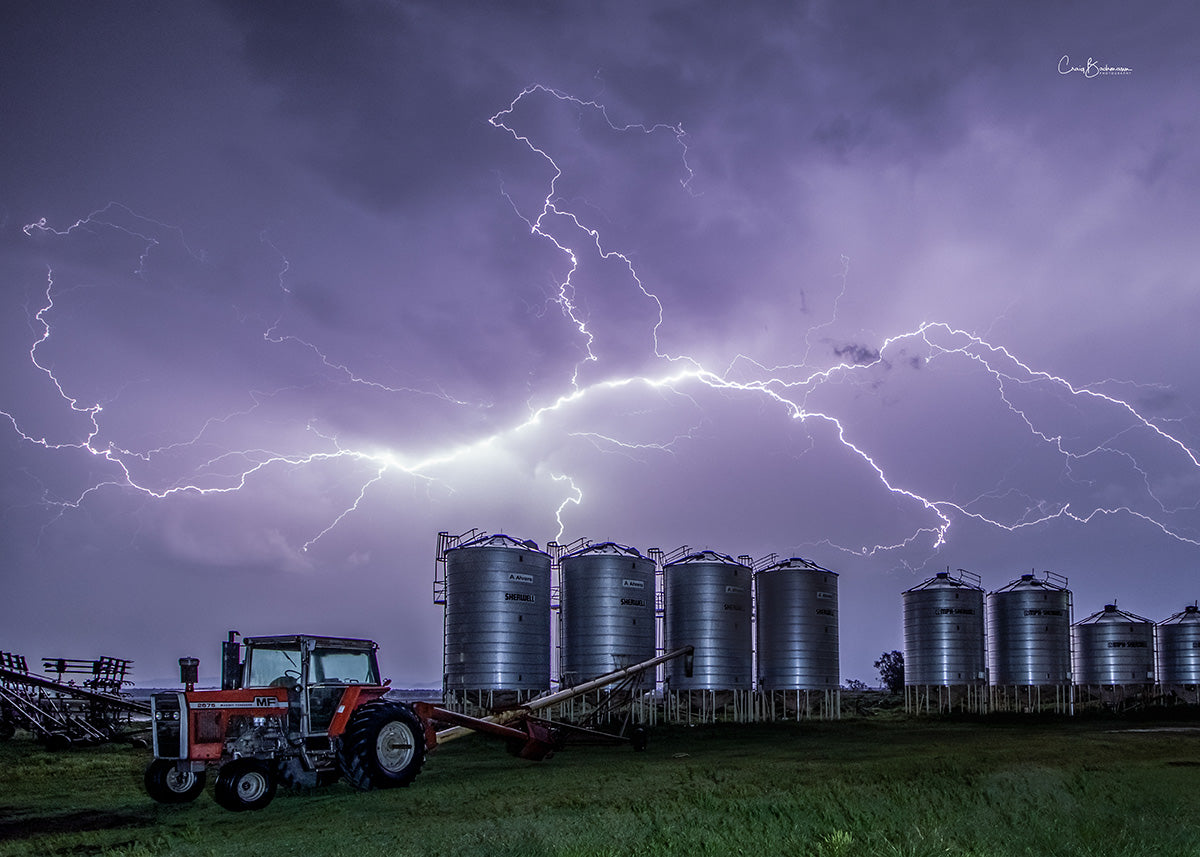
[903,578,986,686]
[1072,609,1155,686]
[560,548,656,684]
[987,581,1072,687]
[755,564,839,690]
[443,540,551,696]
[663,556,753,691]
[1158,606,1200,687]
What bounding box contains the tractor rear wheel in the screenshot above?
[214,758,277,811]
[144,759,206,804]
[338,700,425,790]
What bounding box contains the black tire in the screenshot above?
[144,759,206,804]
[338,700,425,790]
[214,758,277,812]
[631,725,649,752]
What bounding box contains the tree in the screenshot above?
[874,650,904,694]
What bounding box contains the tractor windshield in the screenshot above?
[311,648,378,684]
[245,646,302,687]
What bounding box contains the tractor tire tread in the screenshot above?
[338,699,425,791]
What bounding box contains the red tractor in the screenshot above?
[146,632,425,811]
[146,631,689,811]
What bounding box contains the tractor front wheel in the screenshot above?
[338,700,425,790]
[144,759,206,804]
[214,759,277,811]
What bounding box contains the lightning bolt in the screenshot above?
[6,210,489,543]
[482,84,1198,557]
[550,473,582,542]
[258,232,480,407]
[4,86,1198,567]
[489,84,696,388]
[22,202,205,272]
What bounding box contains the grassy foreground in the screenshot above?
[2,717,1200,857]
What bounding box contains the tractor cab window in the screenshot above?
[245,647,302,688]
[311,649,378,685]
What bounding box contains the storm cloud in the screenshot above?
[1,2,1197,686]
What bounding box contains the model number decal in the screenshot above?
[189,698,281,710]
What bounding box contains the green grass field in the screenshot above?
[3,718,1200,857]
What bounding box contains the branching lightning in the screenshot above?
[489,84,696,386]
[258,234,477,407]
[483,86,1199,559]
[5,86,1198,566]
[550,473,582,542]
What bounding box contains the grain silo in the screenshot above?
[987,572,1073,713]
[1157,604,1200,704]
[441,533,552,712]
[1072,604,1155,710]
[559,542,656,685]
[902,570,987,714]
[755,557,839,719]
[663,551,753,721]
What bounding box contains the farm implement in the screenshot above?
[146,631,691,810]
[0,651,149,747]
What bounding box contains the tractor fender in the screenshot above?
[325,685,389,737]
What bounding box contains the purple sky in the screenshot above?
[2,2,1198,687]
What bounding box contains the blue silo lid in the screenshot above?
[667,549,747,568]
[760,556,837,575]
[563,541,644,559]
[452,533,544,553]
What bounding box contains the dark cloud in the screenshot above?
[1,1,1197,687]
[833,343,882,365]
[813,114,873,160]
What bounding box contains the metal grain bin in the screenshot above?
[987,573,1072,686]
[1157,604,1200,686]
[1072,604,1155,685]
[755,557,839,690]
[443,533,551,693]
[663,551,752,691]
[560,542,656,685]
[903,571,986,686]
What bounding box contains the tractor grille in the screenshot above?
[151,692,184,759]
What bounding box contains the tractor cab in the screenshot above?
[231,635,382,735]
